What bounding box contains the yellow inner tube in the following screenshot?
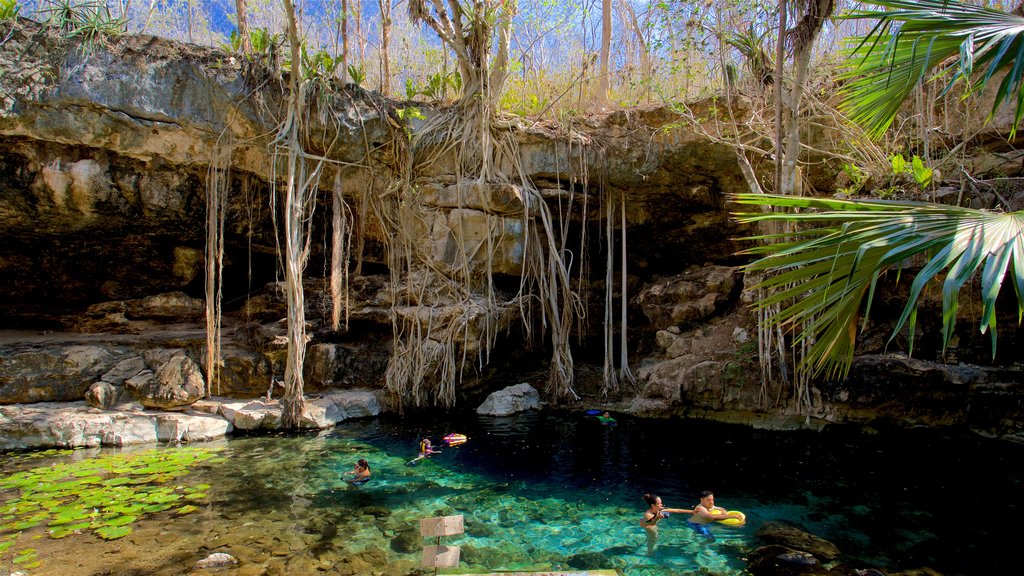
[716,510,746,526]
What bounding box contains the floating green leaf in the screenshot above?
[95,525,132,540]
[175,505,198,515]
[103,515,136,527]
[0,446,219,545]
[12,548,37,564]
[48,520,92,539]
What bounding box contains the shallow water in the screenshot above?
[1,411,1021,575]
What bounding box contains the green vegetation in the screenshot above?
[840,0,1024,139]
[736,194,1024,380]
[0,0,20,22]
[0,447,223,570]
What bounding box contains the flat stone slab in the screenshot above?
[0,389,381,450]
[460,572,620,576]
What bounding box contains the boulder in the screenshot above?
[123,353,205,409]
[747,544,831,576]
[755,521,841,561]
[476,383,540,416]
[84,380,136,409]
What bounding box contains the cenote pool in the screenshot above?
[2,410,1021,575]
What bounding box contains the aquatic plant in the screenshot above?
[0,447,223,570]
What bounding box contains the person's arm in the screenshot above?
[698,506,731,520]
[662,507,693,514]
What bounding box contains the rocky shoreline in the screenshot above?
[0,389,380,451]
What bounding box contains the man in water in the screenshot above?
[343,459,371,486]
[686,490,742,540]
[640,493,693,554]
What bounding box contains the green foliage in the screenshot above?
[839,162,869,195]
[735,193,1024,380]
[347,63,366,87]
[422,70,462,102]
[840,0,1024,139]
[39,0,125,53]
[889,153,934,189]
[300,45,340,85]
[724,22,774,86]
[0,447,222,567]
[0,0,20,22]
[249,28,280,55]
[404,77,418,101]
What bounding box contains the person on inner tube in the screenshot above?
[686,490,743,539]
[640,493,693,554]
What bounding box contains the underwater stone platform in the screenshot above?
[462,565,618,569]
[0,389,381,450]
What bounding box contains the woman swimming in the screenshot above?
[343,459,371,486]
[640,493,693,554]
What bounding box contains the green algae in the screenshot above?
[0,446,221,569]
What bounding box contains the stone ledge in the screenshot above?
[0,389,382,450]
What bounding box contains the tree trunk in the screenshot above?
[379,0,392,95]
[234,0,251,53]
[595,0,612,110]
[773,0,788,195]
[280,0,308,429]
[780,0,834,196]
[339,0,348,70]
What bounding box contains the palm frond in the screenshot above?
[839,0,1024,139]
[734,194,1024,380]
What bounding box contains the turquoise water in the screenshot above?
[2,411,1021,575]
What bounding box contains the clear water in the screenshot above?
[2,410,1021,576]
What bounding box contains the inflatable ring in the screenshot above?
[443,433,468,446]
[716,510,746,526]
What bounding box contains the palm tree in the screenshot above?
[840,0,1024,138]
[735,194,1023,380]
[738,0,1024,381]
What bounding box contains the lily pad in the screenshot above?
[95,525,133,540]
[175,505,198,515]
[12,548,38,564]
[103,515,136,527]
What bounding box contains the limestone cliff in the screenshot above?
[1,18,1021,441]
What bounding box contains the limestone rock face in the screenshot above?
[476,383,541,416]
[636,266,740,329]
[0,401,232,450]
[124,352,205,409]
[0,344,132,403]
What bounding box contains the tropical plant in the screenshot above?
[889,153,933,189]
[840,0,1024,139]
[724,22,774,88]
[735,193,1024,380]
[0,0,20,22]
[347,63,365,87]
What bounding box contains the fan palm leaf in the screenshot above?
[840,0,1024,139]
[734,194,1024,380]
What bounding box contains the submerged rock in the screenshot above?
[755,521,841,561]
[194,552,238,569]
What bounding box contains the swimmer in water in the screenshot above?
[343,459,371,486]
[407,437,442,465]
[640,493,693,554]
[686,490,742,539]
